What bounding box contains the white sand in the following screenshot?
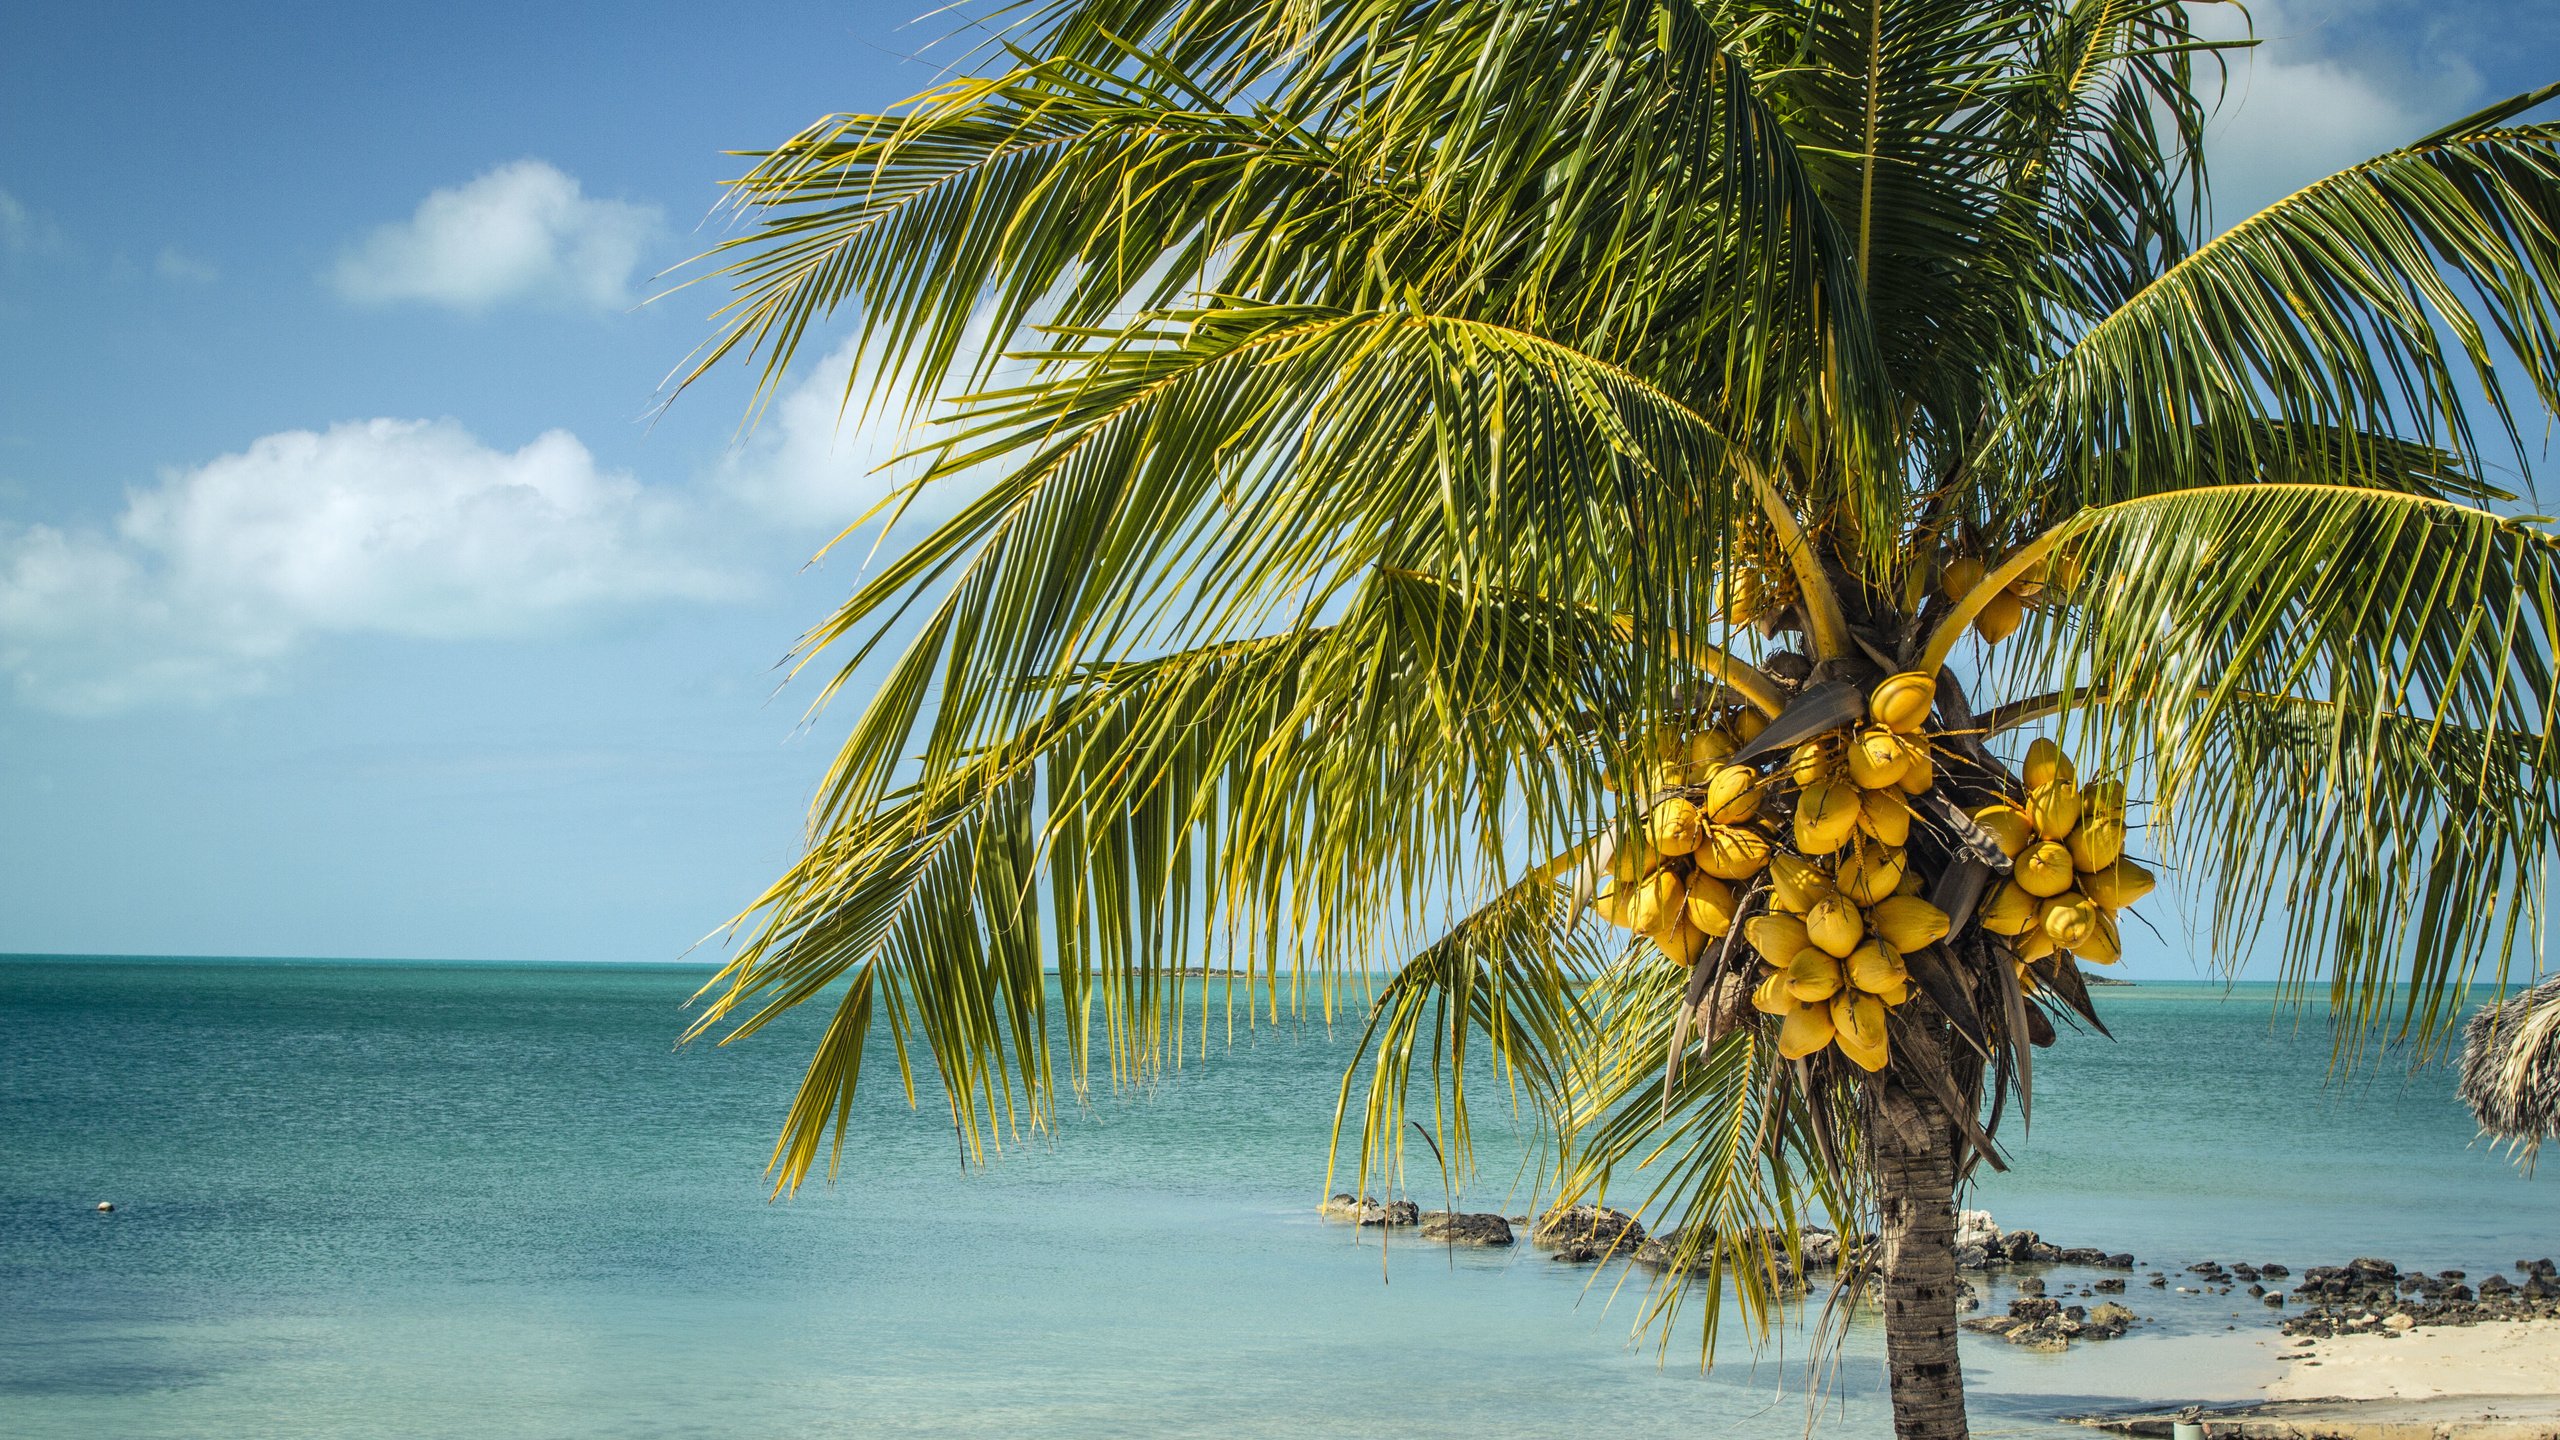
[2266,1319,2560,1402]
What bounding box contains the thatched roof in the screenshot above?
[2460,974,2560,1170]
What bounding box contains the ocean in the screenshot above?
[3,958,2552,1439]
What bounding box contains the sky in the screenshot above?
[1,0,2554,972]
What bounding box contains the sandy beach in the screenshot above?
[2268,1319,2560,1403]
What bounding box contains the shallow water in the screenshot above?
[1,959,2550,1438]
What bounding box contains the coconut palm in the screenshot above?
[674,3,2560,1436]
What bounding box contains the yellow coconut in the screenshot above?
[2016,840,2077,898]
[1941,554,1987,602]
[1975,587,2026,644]
[1694,824,1773,880]
[1794,781,1862,855]
[1896,738,1936,796]
[1677,873,1733,937]
[1751,970,1798,1015]
[1846,725,1913,790]
[1979,881,2042,936]
[1805,896,1865,959]
[1778,1003,1837,1059]
[1831,991,1890,1072]
[1858,787,1913,847]
[2041,894,2098,949]
[1767,854,1835,914]
[1654,917,1711,966]
[2080,777,2128,829]
[1870,672,1937,735]
[2027,779,2082,841]
[2013,927,2058,963]
[1624,867,1684,932]
[1687,729,1738,769]
[1702,764,1764,825]
[2023,737,2073,790]
[1785,948,1846,1003]
[1789,738,1841,788]
[1835,844,1908,907]
[1972,803,2035,859]
[1608,832,1660,885]
[1650,797,1704,857]
[2077,857,2157,911]
[1747,914,1813,966]
[1867,895,1952,952]
[2075,908,2124,964]
[1847,939,1907,995]
[2067,815,2125,873]
[1732,708,1770,744]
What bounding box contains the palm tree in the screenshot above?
[673,4,2560,1436]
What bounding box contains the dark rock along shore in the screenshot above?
[1322,1197,2556,1356]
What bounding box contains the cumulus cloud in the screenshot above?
[330,160,662,314]
[2192,1,2464,226]
[714,313,1036,550]
[0,419,735,713]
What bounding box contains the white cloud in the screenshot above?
[715,338,935,534]
[154,246,217,284]
[329,160,661,314]
[0,419,735,713]
[715,320,1026,546]
[2192,1,2464,227]
[0,187,71,259]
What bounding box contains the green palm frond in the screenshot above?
[1992,484,2560,1041]
[2002,106,2560,512]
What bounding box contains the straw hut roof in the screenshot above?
[2460,974,2560,1170]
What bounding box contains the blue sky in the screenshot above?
[1,0,2553,971]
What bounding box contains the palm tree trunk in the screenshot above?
[1876,1075,1969,1440]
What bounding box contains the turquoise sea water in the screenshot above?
[3,958,2553,1439]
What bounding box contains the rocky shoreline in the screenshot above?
[1317,1197,2558,1369]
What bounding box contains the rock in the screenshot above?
[2009,1297,2062,1323]
[2016,1277,2046,1296]
[1954,1210,2000,1249]
[2265,1292,2286,1306]
[2094,1278,2125,1293]
[2347,1257,2399,1283]
[1956,1243,1993,1270]
[1419,1211,1513,1247]
[2148,1275,2167,1287]
[2248,1284,2265,1297]
[1550,1242,1602,1263]
[2441,1270,2467,1281]
[2383,1313,2416,1332]
[2104,1253,2136,1269]
[2522,1274,2560,1300]
[2232,1264,2261,1281]
[1319,1193,1418,1226]
[1532,1204,1644,1255]
[1799,1229,1842,1271]
[2259,1263,2290,1278]
[2481,1274,2517,1298]
[2521,1258,2557,1279]
[93,1202,113,1213]
[2445,1283,2475,1302]
[2059,1247,2108,1266]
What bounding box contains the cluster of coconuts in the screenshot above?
[1970,738,2156,986]
[1591,710,1778,965]
[1939,549,2085,645]
[1739,672,1951,1071]
[1593,671,1957,1073]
